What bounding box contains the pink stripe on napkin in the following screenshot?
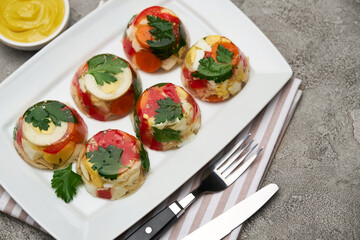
[0,78,302,240]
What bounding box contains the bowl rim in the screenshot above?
[0,0,70,50]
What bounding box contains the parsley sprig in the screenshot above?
[87,54,128,86]
[153,127,181,142]
[192,44,235,83]
[51,163,83,203]
[86,145,129,180]
[133,111,141,140]
[146,15,186,59]
[139,144,150,172]
[155,97,183,124]
[24,101,77,131]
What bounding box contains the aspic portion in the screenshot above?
[123,6,189,73]
[133,83,201,151]
[13,100,87,170]
[182,35,250,102]
[76,129,149,200]
[71,54,142,121]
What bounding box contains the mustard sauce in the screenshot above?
[0,0,65,43]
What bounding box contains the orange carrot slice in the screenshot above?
[206,95,223,102]
[134,50,162,72]
[211,42,240,66]
[135,24,154,49]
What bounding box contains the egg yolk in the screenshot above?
[101,80,121,94]
[0,0,65,43]
[33,120,56,135]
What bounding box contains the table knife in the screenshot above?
[182,183,279,240]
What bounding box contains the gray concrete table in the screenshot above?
[0,0,359,239]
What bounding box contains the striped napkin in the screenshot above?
[0,77,302,239]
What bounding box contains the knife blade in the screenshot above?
[182,183,279,240]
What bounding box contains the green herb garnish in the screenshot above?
[216,44,234,64]
[146,15,182,60]
[178,21,187,52]
[153,82,168,88]
[51,163,83,203]
[133,111,141,140]
[133,75,143,101]
[87,54,128,86]
[192,44,235,83]
[86,145,129,180]
[13,121,19,140]
[153,127,181,142]
[24,101,77,131]
[154,97,183,124]
[139,144,150,172]
[127,14,137,28]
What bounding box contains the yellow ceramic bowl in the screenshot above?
[0,0,70,51]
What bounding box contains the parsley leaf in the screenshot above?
[216,44,234,64]
[153,127,181,142]
[46,101,77,126]
[87,54,128,86]
[133,111,141,140]
[51,163,82,203]
[24,101,78,131]
[139,143,150,172]
[13,121,19,140]
[133,75,143,101]
[191,44,235,83]
[153,82,168,88]
[86,145,129,180]
[127,14,137,28]
[155,97,183,124]
[178,21,187,52]
[192,57,233,83]
[146,15,177,60]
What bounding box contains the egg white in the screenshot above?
[84,67,132,101]
[191,50,205,71]
[22,121,69,146]
[195,38,211,52]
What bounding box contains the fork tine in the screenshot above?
[215,133,251,170]
[224,147,264,185]
[217,138,254,173]
[222,143,258,176]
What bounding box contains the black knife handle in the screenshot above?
[125,206,180,240]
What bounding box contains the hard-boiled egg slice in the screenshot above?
[84,67,132,101]
[205,35,221,46]
[185,47,196,68]
[185,38,212,71]
[185,47,205,71]
[22,120,69,146]
[192,50,205,71]
[21,138,40,160]
[82,157,104,188]
[194,38,211,52]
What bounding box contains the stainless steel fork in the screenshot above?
[125,133,263,240]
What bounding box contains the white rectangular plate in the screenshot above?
[0,0,292,239]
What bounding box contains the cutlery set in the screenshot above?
[125,133,278,240]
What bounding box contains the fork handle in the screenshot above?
[125,189,201,240]
[125,202,183,240]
